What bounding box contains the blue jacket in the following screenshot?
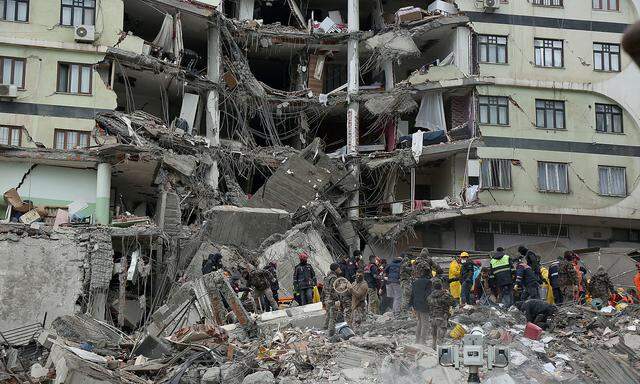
[385,259,402,284]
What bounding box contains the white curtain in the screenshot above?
[153,14,175,54]
[411,130,424,162]
[174,12,184,62]
[415,91,446,131]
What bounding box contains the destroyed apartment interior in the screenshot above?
[2,0,640,383]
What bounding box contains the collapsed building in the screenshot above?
[2,0,640,383]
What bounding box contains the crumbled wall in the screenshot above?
[0,230,85,330]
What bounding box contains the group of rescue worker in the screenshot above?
[202,245,640,346]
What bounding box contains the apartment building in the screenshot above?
[0,1,125,220]
[391,0,640,252]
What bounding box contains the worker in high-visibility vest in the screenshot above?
[490,247,514,308]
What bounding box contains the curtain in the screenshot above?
[153,14,175,54]
[415,91,446,131]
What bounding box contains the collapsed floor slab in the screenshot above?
[206,206,292,250]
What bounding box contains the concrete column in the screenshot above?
[347,0,360,252]
[95,163,111,225]
[238,0,254,20]
[206,11,222,190]
[410,168,416,211]
[372,0,395,91]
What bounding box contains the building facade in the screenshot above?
[0,1,125,217]
[399,0,640,252]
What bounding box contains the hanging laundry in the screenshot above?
[415,91,447,131]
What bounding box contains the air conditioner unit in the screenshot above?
[0,84,18,99]
[483,0,499,12]
[74,25,96,43]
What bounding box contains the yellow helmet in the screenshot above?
[460,251,470,258]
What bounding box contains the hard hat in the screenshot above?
[460,251,470,258]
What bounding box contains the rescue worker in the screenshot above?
[323,263,342,336]
[588,265,614,304]
[338,254,355,322]
[243,268,278,313]
[410,264,432,344]
[364,255,382,314]
[515,258,540,301]
[416,248,443,277]
[490,247,515,308]
[293,253,317,306]
[558,251,578,303]
[339,254,356,283]
[427,278,455,350]
[575,256,588,304]
[349,270,369,327]
[460,252,475,305]
[548,256,562,304]
[448,254,462,304]
[384,255,403,317]
[202,253,223,275]
[518,246,543,283]
[400,253,416,312]
[263,261,280,304]
[352,250,363,270]
[517,299,557,330]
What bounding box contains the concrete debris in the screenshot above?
[207,206,292,250]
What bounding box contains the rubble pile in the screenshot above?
[3,294,640,384]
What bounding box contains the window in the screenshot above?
[595,103,623,133]
[593,43,621,72]
[474,221,568,238]
[57,62,92,94]
[535,99,565,129]
[538,162,569,193]
[593,0,619,11]
[534,38,563,68]
[60,0,95,26]
[478,35,508,64]
[480,159,512,189]
[478,96,509,125]
[0,125,21,146]
[0,0,28,21]
[599,166,626,197]
[0,56,25,88]
[612,228,640,243]
[533,0,563,6]
[54,129,90,150]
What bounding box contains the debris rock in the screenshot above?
[242,371,275,384]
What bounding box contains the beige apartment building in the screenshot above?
[393,0,640,252]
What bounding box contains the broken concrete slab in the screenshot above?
[162,153,198,177]
[206,205,292,250]
[246,139,357,213]
[202,362,247,384]
[257,303,325,333]
[242,371,275,384]
[258,222,333,295]
[48,344,118,384]
[131,334,174,359]
[623,333,640,350]
[51,314,126,348]
[0,231,85,330]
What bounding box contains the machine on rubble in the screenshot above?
[438,326,509,383]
